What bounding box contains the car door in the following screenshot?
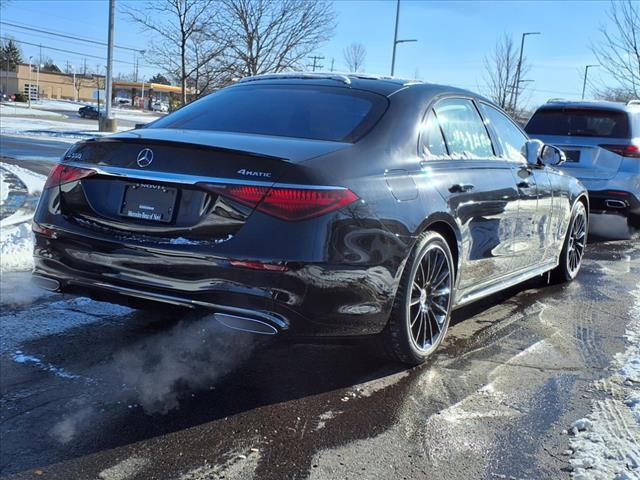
[479,102,554,267]
[423,98,520,291]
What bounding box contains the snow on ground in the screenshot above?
[0,103,65,118]
[0,169,9,204]
[0,279,132,354]
[0,116,130,142]
[0,222,35,272]
[569,284,640,479]
[0,163,47,272]
[3,99,164,123]
[0,162,46,195]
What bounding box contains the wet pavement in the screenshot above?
[1,235,638,479]
[1,147,639,479]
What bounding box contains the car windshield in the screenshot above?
[525,108,630,138]
[150,84,388,142]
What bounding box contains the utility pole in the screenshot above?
[101,0,116,132]
[309,55,325,72]
[390,0,416,76]
[581,64,599,100]
[330,58,335,72]
[512,31,540,114]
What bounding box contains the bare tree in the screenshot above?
[187,31,233,98]
[483,34,529,115]
[343,42,366,72]
[123,0,222,104]
[592,0,640,98]
[219,0,336,77]
[597,86,637,103]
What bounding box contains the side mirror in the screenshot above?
[540,144,566,166]
[523,139,566,167]
[524,139,544,166]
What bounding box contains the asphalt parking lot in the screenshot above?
[1,201,639,479]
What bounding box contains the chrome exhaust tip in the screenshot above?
[214,313,279,335]
[32,275,61,292]
[605,199,627,209]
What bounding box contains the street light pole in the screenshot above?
[390,0,416,76]
[512,31,540,114]
[581,64,599,100]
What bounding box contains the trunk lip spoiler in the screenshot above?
[61,162,348,191]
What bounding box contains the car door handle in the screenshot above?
[449,183,475,193]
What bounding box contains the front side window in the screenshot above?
[434,98,494,158]
[480,103,528,162]
[420,110,448,158]
[150,84,389,143]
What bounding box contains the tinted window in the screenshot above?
[150,84,388,142]
[434,98,494,158]
[480,103,528,162]
[525,108,630,138]
[420,110,448,158]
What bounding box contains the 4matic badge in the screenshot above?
[237,169,272,178]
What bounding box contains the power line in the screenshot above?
[0,36,153,69]
[0,21,144,53]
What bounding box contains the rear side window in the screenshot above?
[150,84,388,143]
[525,108,630,138]
[434,98,494,158]
[479,103,528,162]
[420,110,448,158]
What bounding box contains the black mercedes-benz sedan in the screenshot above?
[32,73,589,365]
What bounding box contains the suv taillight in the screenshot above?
[198,183,359,221]
[599,144,640,158]
[44,164,96,189]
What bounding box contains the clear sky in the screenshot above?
[0,0,617,109]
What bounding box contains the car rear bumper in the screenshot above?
[32,229,396,337]
[587,190,640,216]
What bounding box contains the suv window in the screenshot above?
[420,110,448,158]
[525,108,630,138]
[150,84,389,143]
[434,98,494,158]
[479,103,528,162]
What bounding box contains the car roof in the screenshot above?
[236,72,488,102]
[539,99,638,113]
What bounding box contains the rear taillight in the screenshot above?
[44,164,97,189]
[599,144,640,158]
[199,183,359,221]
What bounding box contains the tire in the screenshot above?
[551,201,587,283]
[628,214,640,230]
[383,231,455,366]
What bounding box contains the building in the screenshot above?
[0,63,191,107]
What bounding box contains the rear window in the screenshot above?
[150,84,388,142]
[525,108,630,138]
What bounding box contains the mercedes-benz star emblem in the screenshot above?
[136,148,154,168]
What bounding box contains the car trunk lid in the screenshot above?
[56,131,351,244]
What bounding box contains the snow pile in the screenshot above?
[0,163,46,196]
[0,222,35,272]
[0,163,46,272]
[569,285,640,479]
[0,169,9,205]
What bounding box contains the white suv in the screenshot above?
[526,100,640,228]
